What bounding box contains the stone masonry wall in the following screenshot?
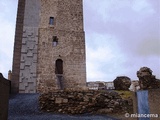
[56,0,84,31]
[23,0,40,27]
[39,90,130,115]
[18,0,40,93]
[12,0,26,93]
[13,0,86,93]
[37,0,86,92]
[148,89,160,120]
[19,27,38,93]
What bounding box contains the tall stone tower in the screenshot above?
[12,0,86,93]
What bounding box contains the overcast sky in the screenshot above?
[0,0,160,81]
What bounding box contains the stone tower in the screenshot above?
[12,0,86,93]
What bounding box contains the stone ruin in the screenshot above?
[137,67,160,90]
[113,76,131,90]
[39,90,132,115]
[129,81,140,92]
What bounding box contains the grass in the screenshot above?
[115,90,132,99]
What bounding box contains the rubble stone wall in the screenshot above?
[39,90,131,114]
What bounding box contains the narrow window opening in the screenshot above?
[49,17,54,25]
[55,59,64,89]
[52,36,58,47]
[55,59,63,74]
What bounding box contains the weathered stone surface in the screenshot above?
[137,67,160,90]
[39,90,132,115]
[37,0,86,92]
[129,81,140,92]
[114,76,131,90]
[12,0,87,93]
[19,27,38,93]
[11,0,26,94]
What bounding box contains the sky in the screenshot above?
[0,0,160,82]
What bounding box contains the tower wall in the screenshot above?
[12,0,86,93]
[11,0,26,93]
[19,0,40,93]
[37,0,86,92]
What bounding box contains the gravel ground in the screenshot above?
[8,94,120,120]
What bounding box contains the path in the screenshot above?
[8,94,120,120]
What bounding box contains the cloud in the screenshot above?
[84,0,159,53]
[84,0,160,81]
[86,33,128,81]
[0,19,14,78]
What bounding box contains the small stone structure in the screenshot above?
[0,73,11,120]
[133,89,160,120]
[114,76,131,90]
[129,81,140,92]
[39,90,132,114]
[137,67,160,90]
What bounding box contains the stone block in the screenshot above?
[19,83,25,90]
[21,48,27,53]
[24,82,28,87]
[31,34,35,38]
[20,63,25,70]
[20,71,24,77]
[27,41,34,49]
[63,99,68,103]
[33,49,38,54]
[35,38,38,45]
[22,38,27,44]
[28,44,34,50]
[33,81,36,87]
[28,82,34,90]
[55,98,63,104]
[25,61,31,66]
[19,78,22,82]
[23,70,30,78]
[33,54,37,61]
[28,31,33,36]
[23,29,26,33]
[27,52,33,57]
[23,33,27,38]
[25,89,29,93]
[34,44,38,50]
[30,63,37,73]
[32,73,37,77]
[20,55,25,62]
[27,78,32,82]
[29,90,35,93]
